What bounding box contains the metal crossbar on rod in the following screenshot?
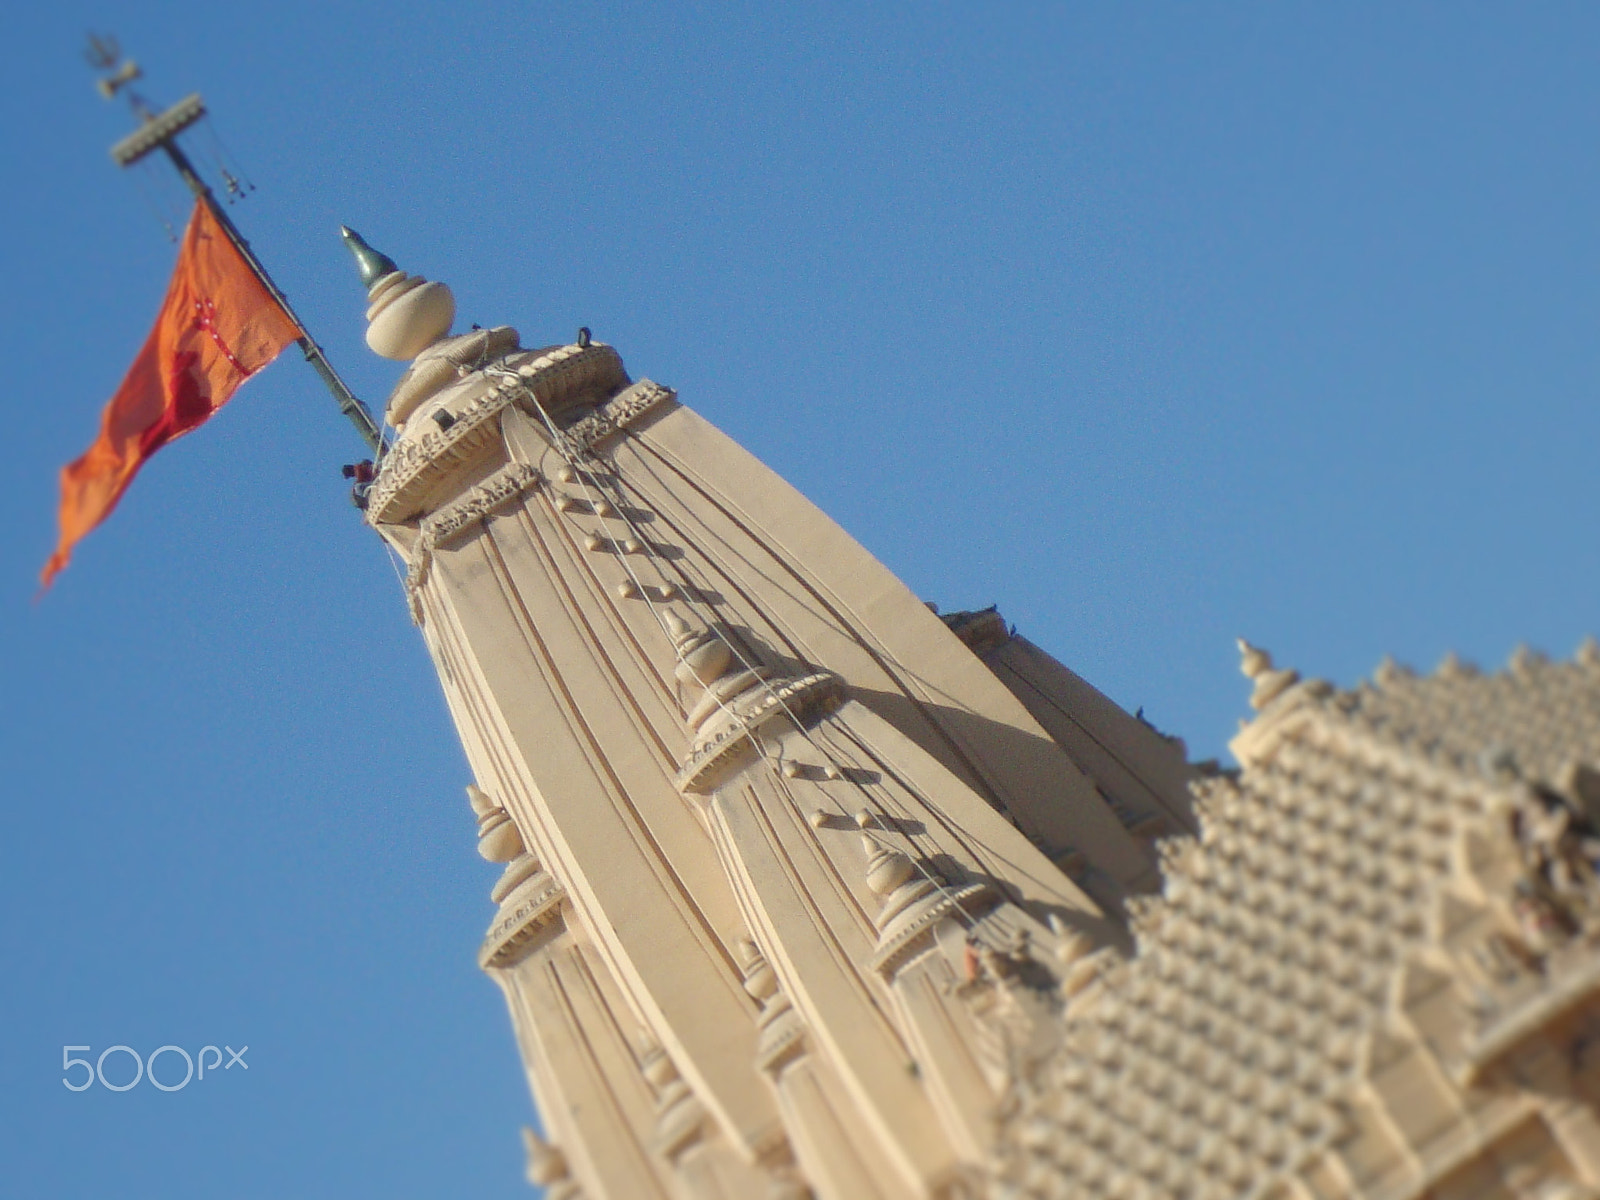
[105,86,385,454]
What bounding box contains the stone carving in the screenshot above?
[1237,638,1301,710]
[676,670,844,794]
[737,938,807,1076]
[562,381,676,454]
[386,325,522,426]
[467,783,526,862]
[367,379,526,523]
[854,810,1003,978]
[661,611,847,794]
[466,784,564,965]
[341,244,1600,1198]
[403,462,540,623]
[1493,780,1600,962]
[506,341,629,419]
[640,1040,708,1162]
[367,342,628,523]
[522,1126,583,1199]
[479,874,566,969]
[423,462,541,551]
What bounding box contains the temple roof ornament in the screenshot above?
[1236,637,1300,710]
[339,225,455,361]
[1579,635,1600,669]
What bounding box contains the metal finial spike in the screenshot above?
[340,226,399,289]
[85,34,121,71]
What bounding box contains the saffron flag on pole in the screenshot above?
[41,199,301,589]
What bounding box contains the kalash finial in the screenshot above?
[340,226,398,287]
[338,225,455,361]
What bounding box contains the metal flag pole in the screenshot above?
[88,37,386,455]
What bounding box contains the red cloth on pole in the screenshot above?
[42,200,301,589]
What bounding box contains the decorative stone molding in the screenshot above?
[1238,638,1302,710]
[848,810,1013,979]
[367,378,524,524]
[562,380,676,455]
[641,1041,709,1162]
[736,939,807,1077]
[522,1126,584,1199]
[464,783,546,905]
[386,325,521,425]
[425,463,541,551]
[675,671,845,794]
[754,1005,806,1077]
[872,880,1002,979]
[403,462,541,623]
[662,610,848,793]
[479,870,566,969]
[367,342,627,523]
[509,341,629,417]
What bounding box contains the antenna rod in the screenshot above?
[102,79,385,454]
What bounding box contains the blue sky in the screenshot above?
[4,3,1600,1196]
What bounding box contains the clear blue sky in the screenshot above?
[4,3,1600,1196]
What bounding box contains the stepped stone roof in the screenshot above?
[987,642,1600,1200]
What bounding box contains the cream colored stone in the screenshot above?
[364,269,455,360]
[352,262,1600,1199]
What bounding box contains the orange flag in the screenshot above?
[42,200,301,589]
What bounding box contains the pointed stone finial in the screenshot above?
[671,619,734,689]
[862,835,916,897]
[1373,655,1412,688]
[664,611,692,645]
[1237,638,1300,710]
[521,1126,570,1188]
[1509,643,1547,678]
[1578,636,1600,669]
[467,784,525,862]
[466,783,496,818]
[1435,650,1478,681]
[339,225,455,360]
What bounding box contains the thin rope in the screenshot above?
[381,538,410,596]
[130,159,179,242]
[497,366,988,934]
[200,118,257,195]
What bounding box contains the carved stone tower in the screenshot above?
[344,233,1200,1199]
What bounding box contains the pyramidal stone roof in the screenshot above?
[986,640,1600,1200]
[1330,639,1600,787]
